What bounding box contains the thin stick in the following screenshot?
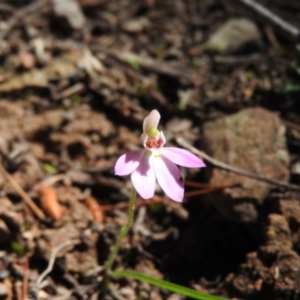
[36,240,79,287]
[236,0,300,41]
[89,45,198,84]
[21,258,29,300]
[0,164,45,220]
[185,188,225,198]
[98,183,232,213]
[176,137,300,191]
[0,0,49,41]
[111,50,197,83]
[184,180,233,189]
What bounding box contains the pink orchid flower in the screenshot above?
[115,110,205,201]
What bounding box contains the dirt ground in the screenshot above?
[0,0,300,299]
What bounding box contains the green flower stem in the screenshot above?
[105,188,137,273]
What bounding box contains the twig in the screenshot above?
[97,182,229,213]
[21,258,29,300]
[282,119,300,133]
[53,82,85,101]
[36,239,79,287]
[0,3,15,13]
[0,163,45,220]
[176,137,300,191]
[99,195,165,212]
[184,180,237,189]
[214,54,262,64]
[0,0,49,41]
[236,0,300,41]
[89,45,198,83]
[111,50,197,83]
[185,187,227,198]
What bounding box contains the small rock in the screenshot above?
[203,108,290,222]
[52,0,86,31]
[204,18,262,54]
[122,17,150,33]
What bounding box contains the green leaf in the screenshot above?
[282,83,300,93]
[42,163,57,174]
[11,241,26,257]
[127,57,140,71]
[111,270,228,300]
[148,203,164,214]
[192,58,206,67]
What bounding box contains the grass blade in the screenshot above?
[111,270,228,300]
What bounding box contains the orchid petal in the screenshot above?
[153,156,184,202]
[143,110,160,133]
[115,150,144,176]
[131,152,156,199]
[161,147,205,168]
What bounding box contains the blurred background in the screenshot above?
[0,0,300,299]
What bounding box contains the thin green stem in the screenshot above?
[105,188,137,273]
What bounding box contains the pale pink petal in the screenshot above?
[161,147,205,168]
[115,150,144,176]
[153,156,184,202]
[143,110,160,133]
[131,152,156,199]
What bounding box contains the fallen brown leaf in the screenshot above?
[37,185,62,221]
[85,195,104,223]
